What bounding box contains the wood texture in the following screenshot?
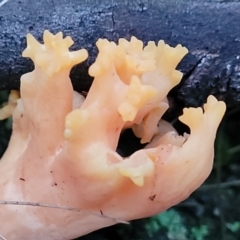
[0,0,240,114]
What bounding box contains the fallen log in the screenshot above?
[0,0,240,115]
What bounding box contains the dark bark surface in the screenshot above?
[0,0,240,115]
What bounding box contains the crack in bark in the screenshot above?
[111,6,115,30]
[183,53,209,82]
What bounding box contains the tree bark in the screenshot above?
[0,0,240,114]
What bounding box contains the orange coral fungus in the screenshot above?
[0,31,226,240]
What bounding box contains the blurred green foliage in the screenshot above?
[145,210,188,239]
[226,222,240,233]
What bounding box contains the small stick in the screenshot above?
[198,180,240,191]
[0,200,128,224]
[0,234,7,240]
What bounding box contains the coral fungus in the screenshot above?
[0,31,226,240]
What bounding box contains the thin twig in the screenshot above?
[0,234,7,240]
[0,0,9,8]
[198,180,240,191]
[227,145,240,155]
[0,200,128,224]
